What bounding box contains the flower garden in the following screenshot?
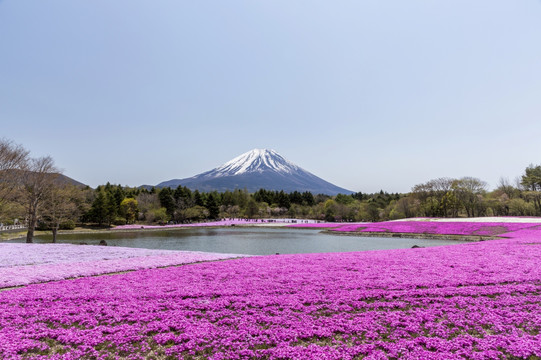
[291,220,540,238]
[0,244,246,288]
[1,220,540,359]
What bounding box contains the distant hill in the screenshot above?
[155,149,353,195]
[0,170,88,188]
[55,173,88,188]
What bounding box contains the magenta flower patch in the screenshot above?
[287,222,349,229]
[0,222,540,359]
[329,221,536,236]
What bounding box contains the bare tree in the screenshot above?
[22,156,59,243]
[0,139,29,218]
[452,177,488,217]
[496,177,517,199]
[394,196,419,218]
[0,139,29,173]
[41,184,81,243]
[411,177,456,217]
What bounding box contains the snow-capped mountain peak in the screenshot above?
[209,149,300,177]
[155,148,353,195]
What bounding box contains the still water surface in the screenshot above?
[12,228,469,255]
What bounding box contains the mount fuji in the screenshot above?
[156,149,353,195]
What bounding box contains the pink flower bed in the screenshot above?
[287,222,351,229]
[0,243,204,268]
[329,221,539,236]
[0,243,247,288]
[0,222,540,359]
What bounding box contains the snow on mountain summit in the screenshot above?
[208,149,300,178]
[155,148,353,195]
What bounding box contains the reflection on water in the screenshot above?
[7,227,471,255]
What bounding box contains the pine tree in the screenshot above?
[194,190,204,207]
[90,189,108,226]
[206,193,220,220]
[158,187,176,219]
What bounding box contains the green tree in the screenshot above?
[105,189,120,225]
[508,198,536,216]
[392,196,419,218]
[521,164,541,214]
[254,189,272,204]
[158,187,176,219]
[351,192,366,201]
[135,192,160,222]
[301,191,315,206]
[364,203,380,222]
[150,207,170,224]
[205,193,220,220]
[277,190,290,209]
[184,205,209,221]
[245,198,259,218]
[120,198,139,224]
[323,199,337,222]
[335,193,354,205]
[193,190,204,207]
[174,186,193,210]
[289,191,303,205]
[89,188,109,225]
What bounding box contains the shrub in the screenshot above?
[36,222,49,231]
[112,217,126,226]
[59,220,76,230]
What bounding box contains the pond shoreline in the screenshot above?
[323,230,498,242]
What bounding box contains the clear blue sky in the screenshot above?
[1,0,540,193]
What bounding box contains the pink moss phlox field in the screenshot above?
[328,221,540,236]
[286,222,355,229]
[115,219,308,230]
[1,224,540,359]
[0,243,247,288]
[0,243,208,268]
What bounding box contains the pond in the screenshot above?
[8,227,470,255]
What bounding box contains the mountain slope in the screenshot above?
[156,149,353,195]
[0,170,87,188]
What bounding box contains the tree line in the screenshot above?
[2,138,541,243]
